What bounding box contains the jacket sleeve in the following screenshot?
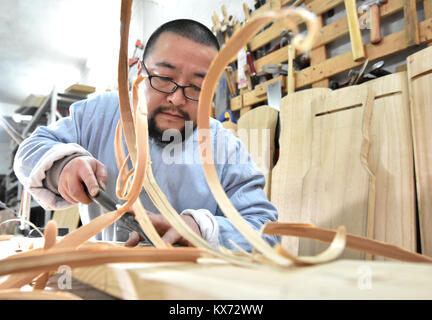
[12,94,110,210]
[213,129,280,252]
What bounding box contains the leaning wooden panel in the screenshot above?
[237,106,279,199]
[270,88,331,254]
[299,86,375,259]
[407,46,432,257]
[364,72,417,259]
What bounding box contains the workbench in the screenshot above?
[1,236,431,300]
[70,258,432,300]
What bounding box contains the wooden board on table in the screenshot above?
[237,106,279,198]
[299,86,374,260]
[53,205,80,233]
[407,46,432,257]
[365,72,417,259]
[72,258,432,300]
[270,88,331,255]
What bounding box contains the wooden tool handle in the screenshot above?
[344,0,366,61]
[370,4,382,44]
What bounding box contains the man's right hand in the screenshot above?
[57,156,107,204]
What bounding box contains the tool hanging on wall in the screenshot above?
[359,0,387,44]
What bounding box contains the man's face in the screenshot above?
[143,32,218,139]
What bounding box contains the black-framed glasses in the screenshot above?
[142,63,201,102]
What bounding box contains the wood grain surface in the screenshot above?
[237,106,279,198]
[271,88,331,254]
[407,46,432,257]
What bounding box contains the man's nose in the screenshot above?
[167,87,186,106]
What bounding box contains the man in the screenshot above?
[14,19,278,251]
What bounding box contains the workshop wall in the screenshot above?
[133,0,255,50]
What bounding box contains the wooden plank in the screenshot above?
[271,88,331,254]
[237,106,279,198]
[299,86,374,259]
[407,46,432,257]
[306,0,343,15]
[404,0,420,45]
[311,15,329,88]
[425,0,432,46]
[287,45,296,92]
[250,0,282,19]
[254,46,288,73]
[230,95,243,111]
[312,0,409,50]
[249,20,285,52]
[365,73,417,259]
[53,206,80,233]
[71,258,432,299]
[296,19,432,88]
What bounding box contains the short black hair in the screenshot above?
[143,19,220,62]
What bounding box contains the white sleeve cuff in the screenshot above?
[180,209,220,248]
[17,143,92,210]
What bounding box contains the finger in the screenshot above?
[79,161,100,198]
[94,160,108,191]
[125,231,141,247]
[162,227,181,245]
[148,213,171,235]
[66,177,93,204]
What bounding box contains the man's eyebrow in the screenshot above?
[155,61,207,79]
[155,61,176,69]
[193,72,206,79]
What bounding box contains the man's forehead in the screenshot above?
[147,32,218,60]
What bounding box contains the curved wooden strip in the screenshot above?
[0,247,201,277]
[262,222,432,263]
[0,212,124,289]
[197,8,331,266]
[114,1,268,263]
[33,220,58,290]
[275,226,347,265]
[0,289,82,300]
[118,0,137,162]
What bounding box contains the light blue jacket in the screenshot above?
[14,91,279,251]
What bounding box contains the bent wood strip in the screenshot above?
[0,247,202,277]
[115,0,347,267]
[263,222,432,263]
[196,8,349,266]
[0,211,124,289]
[33,220,58,290]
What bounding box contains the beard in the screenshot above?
[148,106,195,147]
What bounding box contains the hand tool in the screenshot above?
[83,184,154,246]
[359,0,387,44]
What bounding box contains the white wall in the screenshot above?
[127,0,255,56]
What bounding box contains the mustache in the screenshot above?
[151,106,190,121]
